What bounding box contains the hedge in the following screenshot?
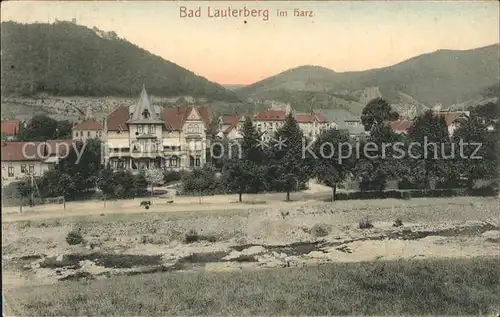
[325,186,497,202]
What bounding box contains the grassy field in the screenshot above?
[6,258,500,316]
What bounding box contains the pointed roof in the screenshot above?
[127,85,163,124]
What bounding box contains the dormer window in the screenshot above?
[142,109,150,119]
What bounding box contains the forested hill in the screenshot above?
[1,21,240,102]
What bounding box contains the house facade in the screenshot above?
[1,140,73,185]
[73,118,104,141]
[104,86,211,171]
[216,115,246,140]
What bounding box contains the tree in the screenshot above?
[361,98,399,132]
[18,114,72,141]
[452,116,499,188]
[225,160,262,202]
[268,113,309,201]
[408,110,451,188]
[145,168,164,196]
[313,128,352,201]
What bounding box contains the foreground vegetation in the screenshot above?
[6,258,499,316]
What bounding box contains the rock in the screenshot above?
[222,251,242,261]
[279,253,287,259]
[240,246,266,256]
[482,230,500,242]
[306,251,326,258]
[56,254,64,262]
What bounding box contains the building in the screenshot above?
[435,111,470,136]
[1,140,73,185]
[252,109,330,142]
[316,108,366,139]
[1,119,21,140]
[72,118,104,141]
[104,86,211,171]
[216,115,246,140]
[388,120,412,134]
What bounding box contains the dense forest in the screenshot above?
[1,21,240,102]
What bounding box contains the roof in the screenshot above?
[107,106,130,131]
[163,107,211,131]
[388,120,412,133]
[128,85,163,124]
[1,140,76,162]
[44,140,74,156]
[73,118,103,131]
[219,115,243,133]
[295,113,329,123]
[1,120,20,136]
[254,110,287,121]
[220,115,241,125]
[1,141,45,161]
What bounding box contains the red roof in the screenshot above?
[1,120,20,136]
[1,140,76,162]
[73,118,103,131]
[1,141,46,161]
[389,120,412,133]
[107,106,211,132]
[220,115,240,125]
[219,115,242,133]
[254,110,287,121]
[44,140,75,156]
[295,113,328,123]
[107,106,130,131]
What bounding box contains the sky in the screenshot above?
[2,1,499,85]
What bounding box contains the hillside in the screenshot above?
[237,44,500,111]
[0,21,240,102]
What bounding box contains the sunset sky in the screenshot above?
[2,1,499,85]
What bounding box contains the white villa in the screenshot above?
[103,86,211,171]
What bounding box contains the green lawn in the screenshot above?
[6,258,500,316]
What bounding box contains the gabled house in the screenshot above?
[1,140,74,185]
[104,86,211,171]
[216,115,246,140]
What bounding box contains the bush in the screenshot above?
[185,229,200,243]
[311,223,330,237]
[164,171,183,184]
[393,218,404,227]
[66,230,84,245]
[359,218,374,229]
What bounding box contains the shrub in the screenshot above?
[164,171,183,184]
[359,218,374,229]
[393,218,404,227]
[311,223,330,237]
[66,230,84,245]
[185,229,200,243]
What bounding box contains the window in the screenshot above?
[142,109,150,119]
[8,165,14,177]
[150,125,156,134]
[138,125,143,134]
[145,125,150,134]
[187,124,200,134]
[21,164,27,173]
[195,156,201,167]
[189,156,195,167]
[87,131,91,137]
[170,156,179,167]
[29,164,34,173]
[151,142,157,152]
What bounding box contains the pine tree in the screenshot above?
[268,113,308,201]
[225,117,266,201]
